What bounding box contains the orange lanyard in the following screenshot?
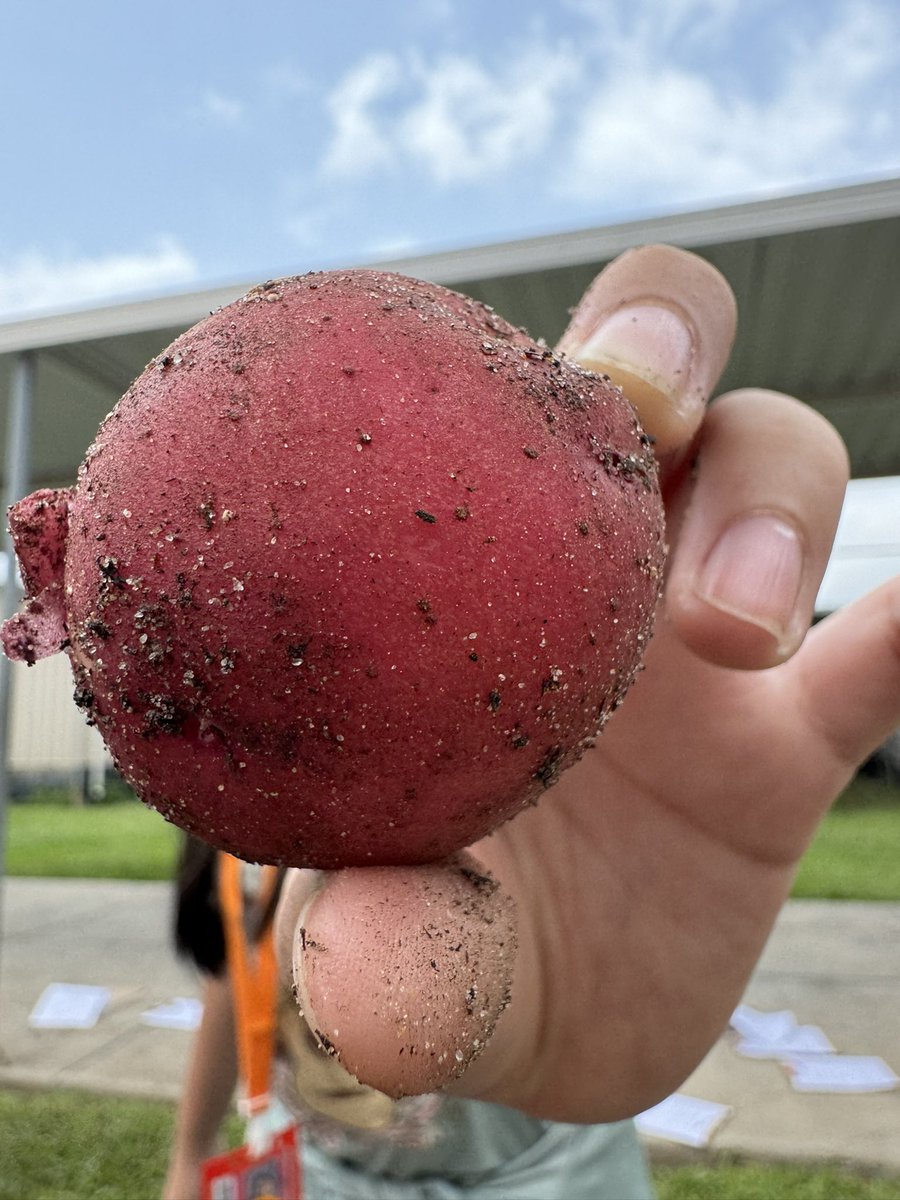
[217,852,280,1116]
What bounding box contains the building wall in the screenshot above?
[7,653,110,794]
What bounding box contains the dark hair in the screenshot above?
[173,835,227,976]
[173,835,286,976]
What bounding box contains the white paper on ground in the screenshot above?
[737,1024,835,1058]
[635,1093,732,1148]
[730,1003,798,1043]
[730,1003,836,1059]
[140,996,203,1031]
[784,1054,900,1093]
[29,982,111,1029]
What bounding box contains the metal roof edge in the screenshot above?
[0,283,250,357]
[377,176,900,283]
[2,176,898,355]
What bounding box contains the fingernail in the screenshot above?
[556,245,737,455]
[697,514,804,647]
[566,301,695,422]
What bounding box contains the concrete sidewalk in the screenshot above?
[1,877,899,1175]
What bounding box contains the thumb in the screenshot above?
[556,243,737,459]
[276,855,517,1098]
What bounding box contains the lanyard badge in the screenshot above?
[200,853,302,1200]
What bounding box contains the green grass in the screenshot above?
[826,774,900,813]
[791,776,900,901]
[4,799,180,880]
[0,1088,176,1200]
[1,1088,897,1200]
[792,807,900,900]
[4,777,900,898]
[654,1159,900,1199]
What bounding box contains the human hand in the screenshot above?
[276,245,900,1123]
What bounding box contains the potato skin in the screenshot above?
[60,270,665,867]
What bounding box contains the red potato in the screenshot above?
[2,270,665,868]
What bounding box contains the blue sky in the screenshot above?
[1,0,898,317]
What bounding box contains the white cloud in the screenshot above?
[0,236,199,319]
[319,42,579,186]
[563,0,744,50]
[400,47,580,185]
[315,0,898,210]
[320,52,403,178]
[563,66,797,207]
[561,0,900,205]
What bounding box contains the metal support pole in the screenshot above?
[0,350,34,1018]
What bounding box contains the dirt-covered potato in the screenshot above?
[2,270,665,867]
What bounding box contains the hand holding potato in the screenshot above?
[277,246,900,1120]
[5,243,897,1123]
